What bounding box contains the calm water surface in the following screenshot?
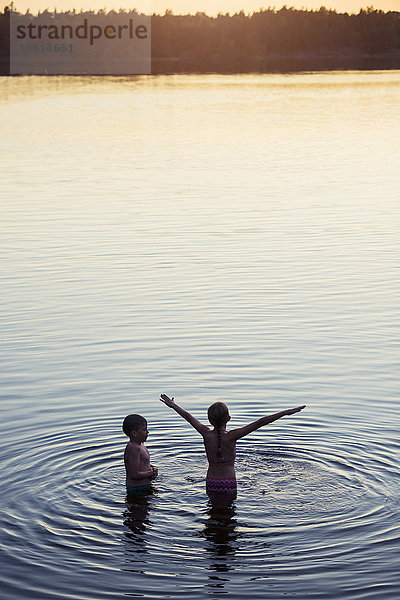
[0,72,399,599]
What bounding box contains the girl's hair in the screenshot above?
[207,402,230,462]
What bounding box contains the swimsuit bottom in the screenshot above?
[206,478,237,494]
[126,484,152,497]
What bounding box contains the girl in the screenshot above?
[160,394,305,495]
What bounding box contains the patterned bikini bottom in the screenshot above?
[206,478,237,494]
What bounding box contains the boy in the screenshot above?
[123,414,158,496]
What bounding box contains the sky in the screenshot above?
[10,0,400,15]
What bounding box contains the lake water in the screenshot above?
[0,71,399,599]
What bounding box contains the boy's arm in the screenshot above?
[160,394,209,435]
[127,444,155,480]
[229,405,306,441]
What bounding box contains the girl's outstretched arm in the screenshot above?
[160,394,209,435]
[229,405,306,441]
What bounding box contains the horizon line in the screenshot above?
[5,4,399,17]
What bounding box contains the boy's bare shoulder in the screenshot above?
[126,441,140,455]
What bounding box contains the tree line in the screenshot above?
[151,7,400,71]
[2,6,400,73]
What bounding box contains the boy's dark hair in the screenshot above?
[123,414,147,437]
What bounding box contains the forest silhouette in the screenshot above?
[1,6,400,73]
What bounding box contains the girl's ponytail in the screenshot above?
[208,402,230,463]
[216,427,223,462]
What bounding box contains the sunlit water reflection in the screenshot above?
[0,72,399,599]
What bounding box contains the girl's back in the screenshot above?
[202,428,236,479]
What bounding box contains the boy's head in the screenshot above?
[123,414,147,437]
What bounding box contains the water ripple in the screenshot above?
[1,411,398,599]
[1,72,399,600]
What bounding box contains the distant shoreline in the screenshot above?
[2,7,400,75]
[151,54,400,74]
[3,54,399,76]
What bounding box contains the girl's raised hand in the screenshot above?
[286,405,306,415]
[160,393,175,407]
